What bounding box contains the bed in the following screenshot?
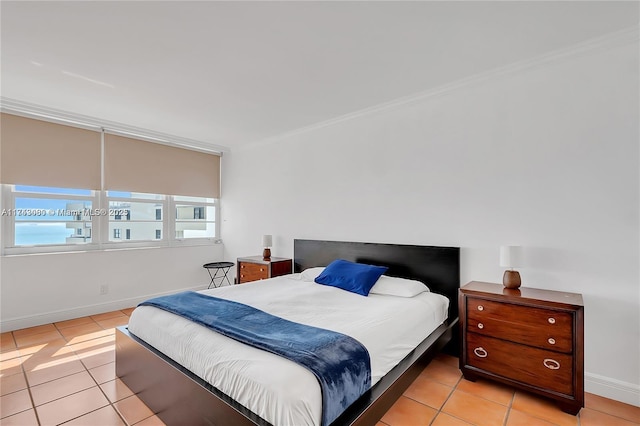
[116,239,460,425]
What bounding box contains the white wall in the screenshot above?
[221,39,639,405]
[0,244,224,331]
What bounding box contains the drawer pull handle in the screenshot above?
[548,338,556,345]
[543,359,560,370]
[548,317,556,324]
[260,268,264,272]
[240,275,244,278]
[477,305,484,311]
[241,265,245,269]
[473,347,488,358]
[478,323,484,329]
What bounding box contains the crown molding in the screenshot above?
[243,25,639,149]
[0,97,229,155]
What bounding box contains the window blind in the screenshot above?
[0,113,102,189]
[104,133,220,198]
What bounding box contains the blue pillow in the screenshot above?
[314,259,388,296]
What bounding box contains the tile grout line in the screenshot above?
[19,347,43,426]
[95,309,157,426]
[574,402,640,426]
[502,388,516,426]
[17,328,96,425]
[57,370,126,426]
[54,400,111,426]
[394,361,462,425]
[427,374,458,425]
[433,375,474,426]
[585,408,640,424]
[77,310,133,426]
[7,317,640,426]
[2,310,134,425]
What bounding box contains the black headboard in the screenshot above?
[293,239,460,321]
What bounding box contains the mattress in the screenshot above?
[128,274,449,426]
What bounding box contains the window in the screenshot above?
[107,191,164,242]
[4,185,96,248]
[2,185,219,254]
[1,113,221,254]
[174,196,217,239]
[114,210,130,221]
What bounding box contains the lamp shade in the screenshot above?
[500,246,523,268]
[262,234,273,248]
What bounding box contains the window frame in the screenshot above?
[2,184,100,255]
[1,185,221,255]
[102,191,167,249]
[172,197,219,245]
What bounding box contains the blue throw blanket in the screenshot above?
[140,291,371,426]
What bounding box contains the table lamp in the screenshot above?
[500,245,523,289]
[262,235,272,260]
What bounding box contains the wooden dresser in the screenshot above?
[236,256,292,284]
[459,281,584,414]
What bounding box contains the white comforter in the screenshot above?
[128,274,448,426]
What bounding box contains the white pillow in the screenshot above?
[300,267,325,282]
[369,275,429,297]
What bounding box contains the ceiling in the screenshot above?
[1,1,638,151]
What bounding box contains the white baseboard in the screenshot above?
[0,284,209,332]
[586,372,640,407]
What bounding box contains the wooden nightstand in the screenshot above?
[236,256,292,284]
[459,281,584,415]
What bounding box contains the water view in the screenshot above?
[15,223,77,245]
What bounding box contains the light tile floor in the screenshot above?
[1,309,639,425]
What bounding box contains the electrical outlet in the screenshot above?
[100,284,109,295]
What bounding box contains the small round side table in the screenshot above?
[203,261,235,288]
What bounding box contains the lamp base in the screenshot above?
[263,248,271,261]
[503,270,521,289]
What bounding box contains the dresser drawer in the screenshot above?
[238,262,268,283]
[466,332,573,396]
[467,298,573,353]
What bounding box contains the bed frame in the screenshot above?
[116,239,460,426]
